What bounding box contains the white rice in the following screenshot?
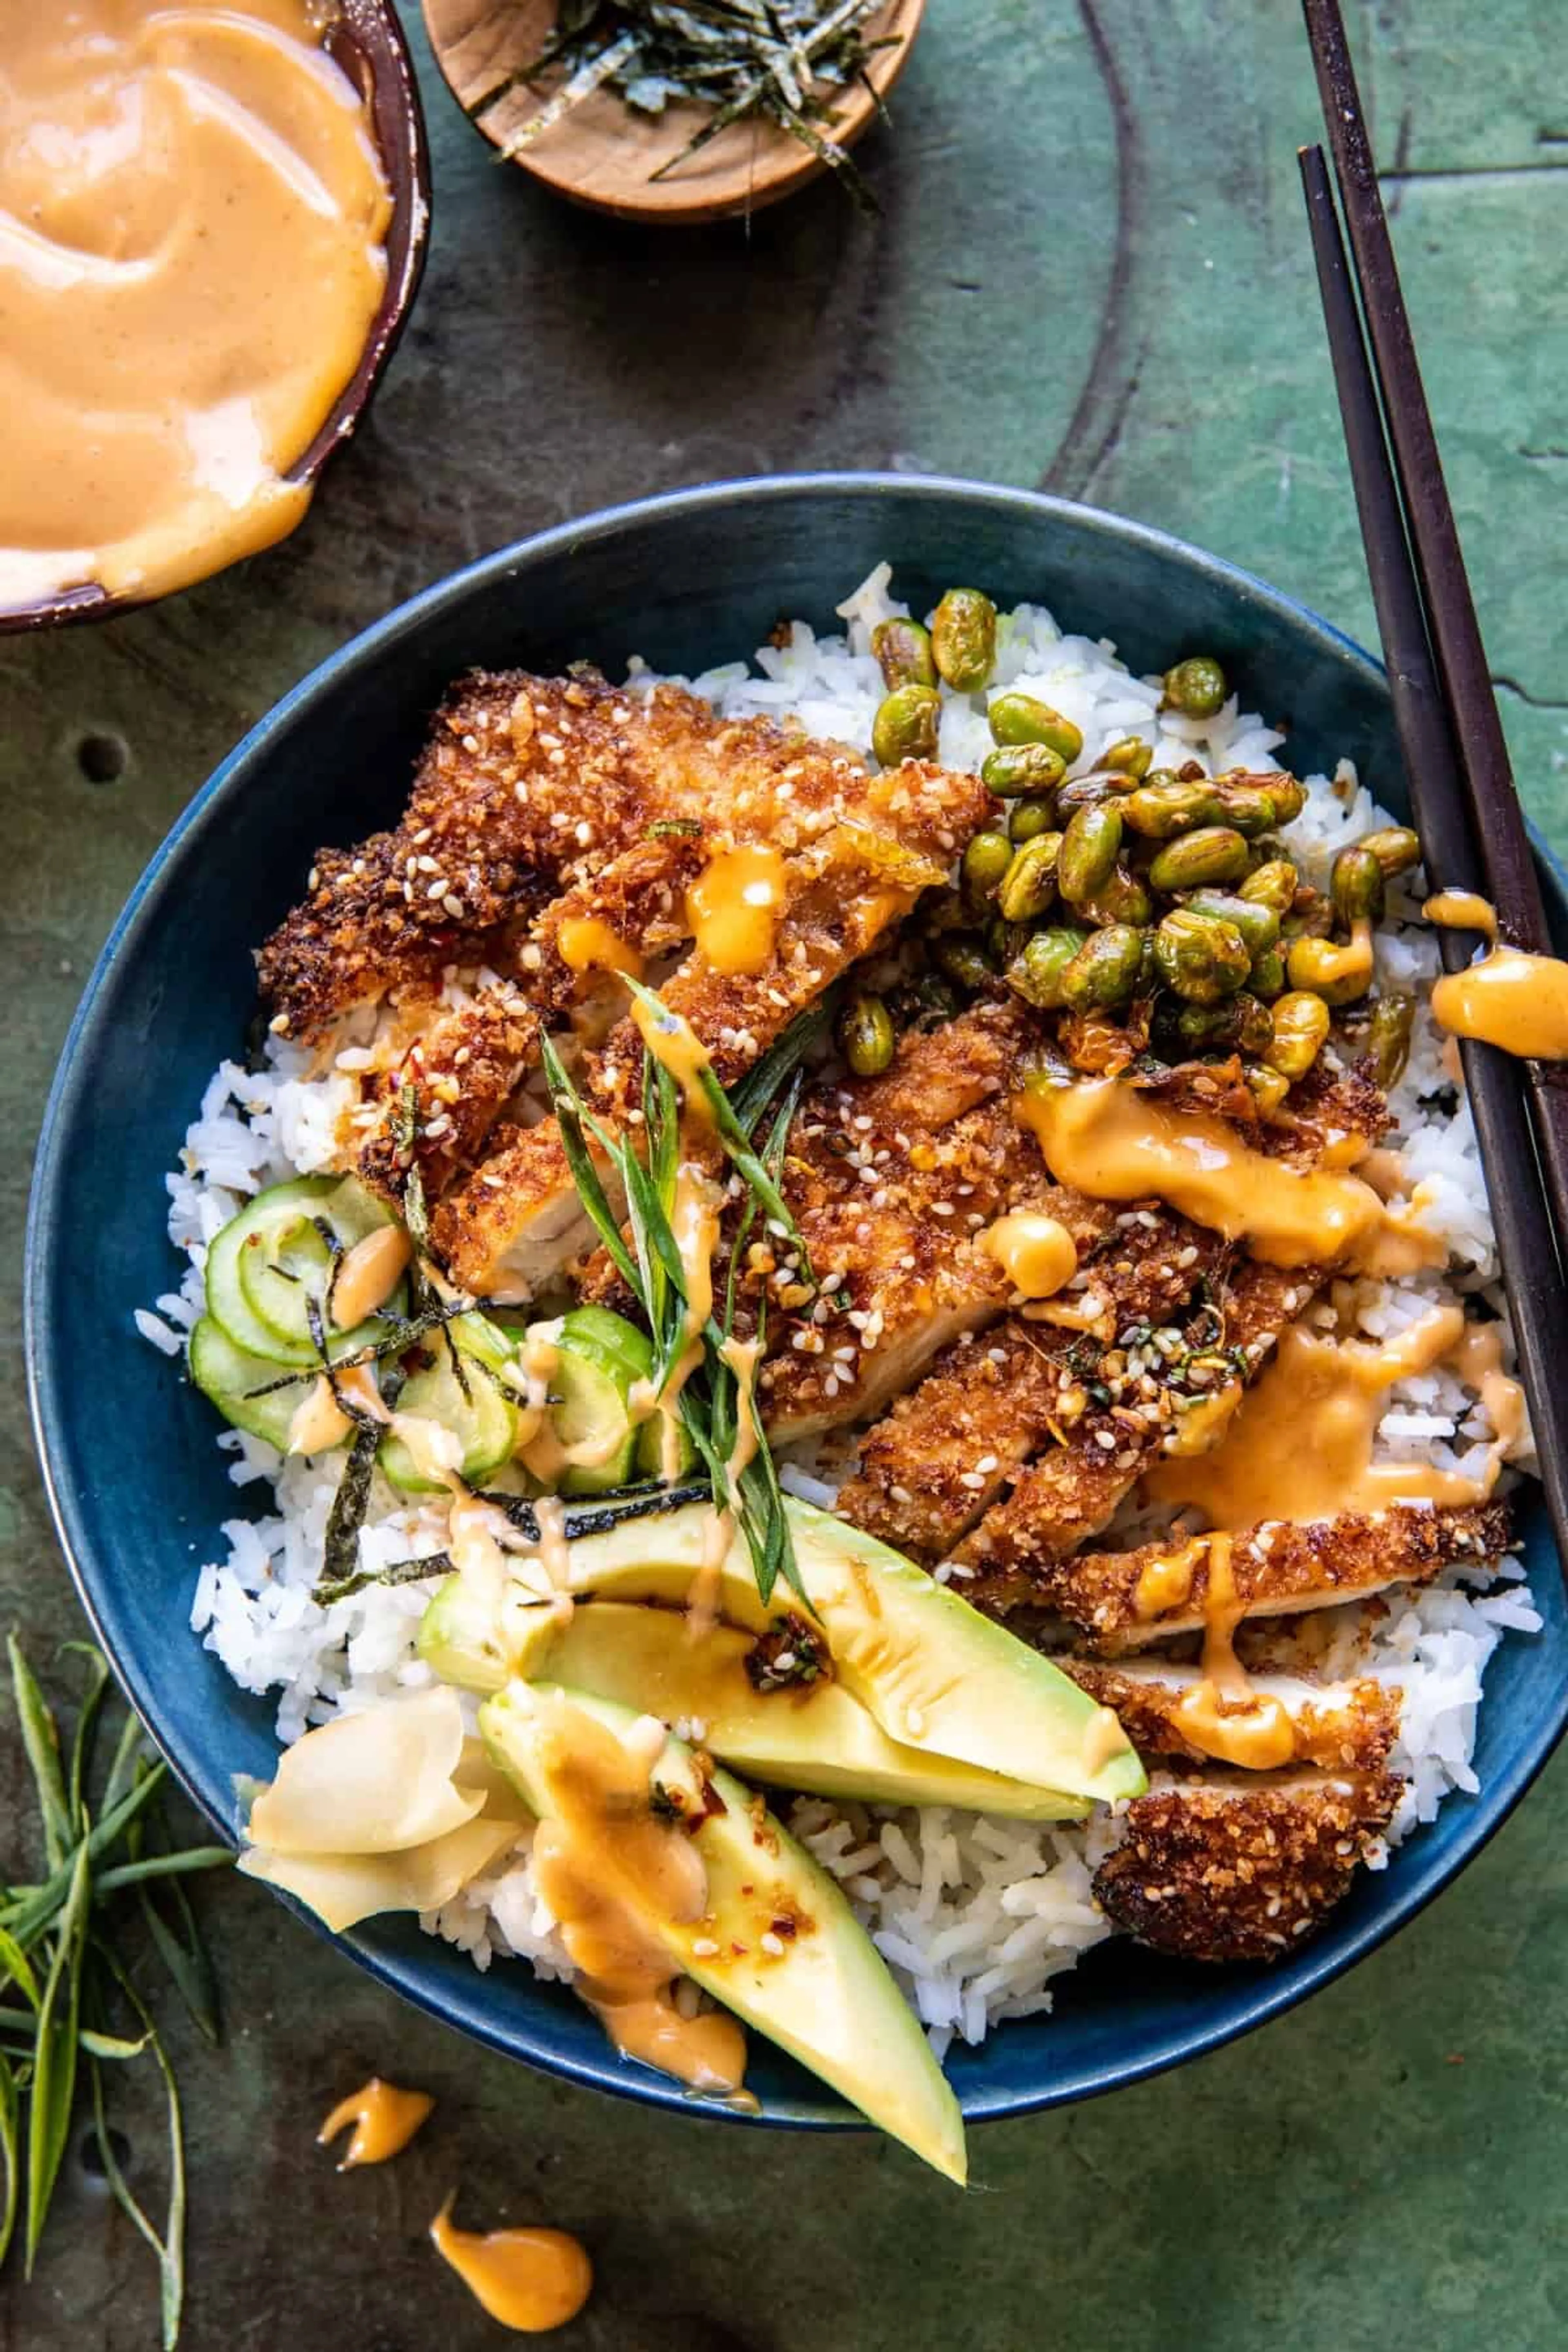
[154,567,1540,2057]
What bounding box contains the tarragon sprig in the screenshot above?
[538,1017,816,1608]
[1,1637,231,2344]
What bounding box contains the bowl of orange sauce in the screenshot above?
[0,0,429,631]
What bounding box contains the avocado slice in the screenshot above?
[457,1498,1143,1806]
[458,1595,1089,1820]
[479,1681,967,2184]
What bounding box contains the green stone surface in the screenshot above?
[3,2,1567,2343]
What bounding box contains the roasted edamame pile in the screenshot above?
[860,599,1422,1110]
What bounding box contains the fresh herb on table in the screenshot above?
[468,0,902,209]
[539,1013,816,1610]
[0,1637,231,2346]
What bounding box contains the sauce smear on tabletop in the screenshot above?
[318,2076,434,2169]
[430,2196,593,2335]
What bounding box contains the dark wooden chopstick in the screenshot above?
[1298,141,1568,1580]
[1301,0,1568,1235]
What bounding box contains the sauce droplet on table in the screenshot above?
[317,2076,434,2169]
[430,2194,594,2333]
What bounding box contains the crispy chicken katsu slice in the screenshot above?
[963,1499,1513,1651]
[945,1260,1322,1575]
[353,833,710,1200]
[832,1319,1080,1560]
[1062,1661,1401,1773]
[570,997,1047,1339]
[261,667,964,1041]
[1092,1771,1402,1962]
[832,1202,1235,1557]
[751,1013,1120,1443]
[260,669,705,1039]
[430,753,991,1299]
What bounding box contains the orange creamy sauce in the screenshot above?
[557,917,642,979]
[318,2076,433,2169]
[527,1695,748,2098]
[1147,1305,1519,1528]
[686,843,787,976]
[1128,1308,1522,1767]
[0,0,392,608]
[429,2196,593,2335]
[630,994,719,1116]
[980,1210,1078,1299]
[1015,1078,1407,1270]
[1426,890,1568,1058]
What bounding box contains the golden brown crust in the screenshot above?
[834,1318,1073,1559]
[423,720,991,1297]
[259,667,675,1038]
[1062,1664,1402,1773]
[261,667,980,1045]
[961,1498,1514,1650]
[948,1258,1322,1572]
[1092,1772,1402,1962]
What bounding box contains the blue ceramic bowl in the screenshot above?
[27,474,1568,2134]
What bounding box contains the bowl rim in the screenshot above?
[0,0,431,638]
[26,469,1568,2132]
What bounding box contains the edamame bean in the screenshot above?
[1147,825,1251,893]
[872,684,941,767]
[931,589,997,692]
[1161,655,1228,719]
[871,617,936,691]
[838,994,895,1077]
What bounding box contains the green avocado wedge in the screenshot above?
[479,1681,967,2185]
[424,1587,1088,1820]
[463,1498,1144,1806]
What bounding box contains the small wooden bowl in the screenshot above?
[423,0,924,225]
[0,0,430,637]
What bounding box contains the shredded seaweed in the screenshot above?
[474,1477,709,1544]
[313,1554,454,1607]
[316,1364,405,1592]
[466,0,898,210]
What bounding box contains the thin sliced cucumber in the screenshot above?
[238,1202,334,1345]
[635,1406,699,1483]
[188,1315,325,1453]
[379,1314,520,1494]
[205,1176,404,1369]
[551,1307,653,1497]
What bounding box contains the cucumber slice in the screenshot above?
[238,1202,334,1344]
[205,1176,404,1369]
[550,1307,653,1497]
[379,1314,520,1494]
[635,1408,699,1483]
[188,1314,326,1453]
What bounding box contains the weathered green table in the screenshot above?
[4,4,1567,2344]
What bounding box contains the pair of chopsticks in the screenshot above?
[1298,0,1568,1579]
